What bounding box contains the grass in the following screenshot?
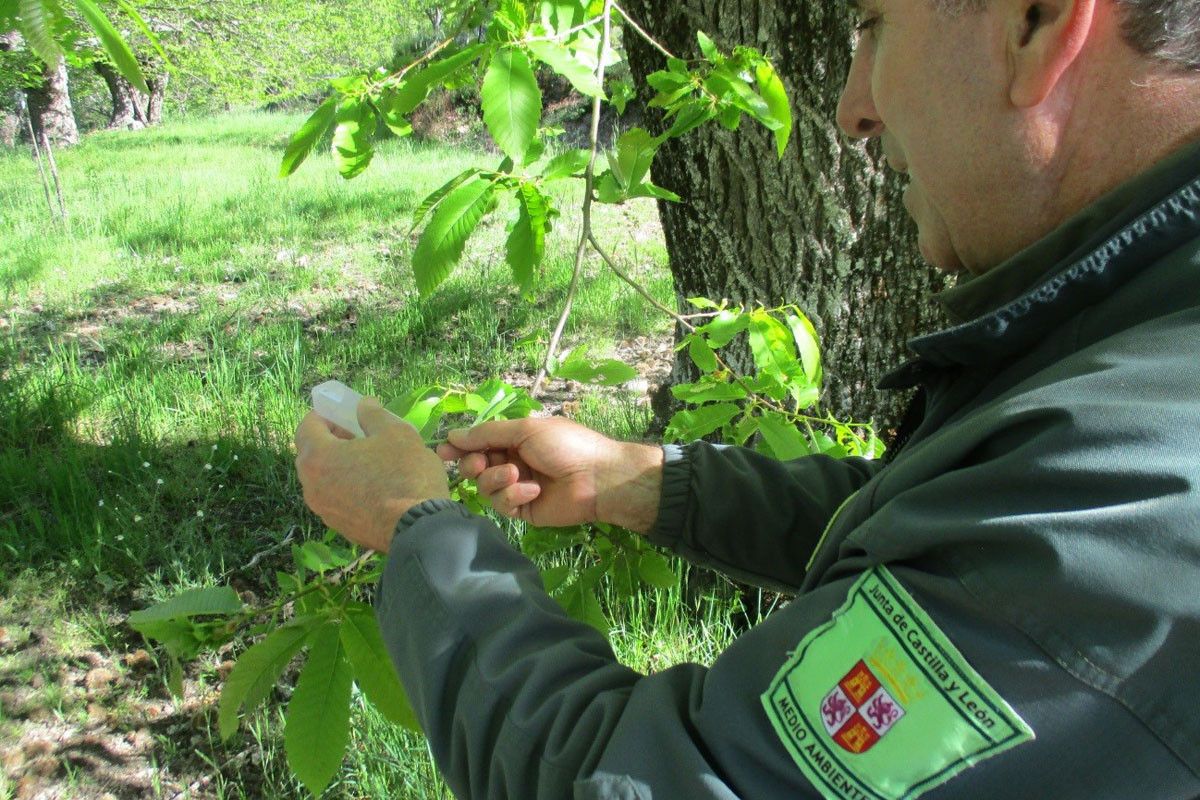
[0,112,743,799]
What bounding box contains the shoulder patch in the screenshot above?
[761,566,1034,800]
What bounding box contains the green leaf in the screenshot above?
[786,311,822,386]
[756,61,793,158]
[167,655,184,698]
[698,309,749,348]
[131,618,201,660]
[609,79,636,114]
[285,623,354,798]
[665,403,741,442]
[18,0,61,65]
[748,311,796,378]
[527,40,603,98]
[686,297,722,310]
[522,525,585,557]
[331,99,378,180]
[73,0,147,93]
[671,380,746,404]
[279,96,338,178]
[553,351,638,386]
[218,620,314,741]
[341,605,419,730]
[637,552,677,589]
[506,183,549,294]
[393,44,490,116]
[607,128,657,191]
[757,412,812,461]
[411,168,485,231]
[629,182,681,202]
[665,102,714,138]
[482,47,543,163]
[554,577,608,632]
[541,148,590,181]
[539,564,571,594]
[128,586,243,625]
[412,178,500,296]
[687,335,718,372]
[696,30,720,62]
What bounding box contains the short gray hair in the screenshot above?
[932,0,1200,71]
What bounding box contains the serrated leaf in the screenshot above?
[748,311,796,378]
[687,335,717,372]
[608,128,657,191]
[629,182,681,202]
[527,39,603,98]
[553,353,638,386]
[539,564,571,594]
[671,380,746,404]
[665,102,714,138]
[698,309,749,348]
[554,577,608,632]
[285,623,353,798]
[757,412,812,461]
[280,96,338,178]
[18,0,61,65]
[609,79,636,115]
[664,403,741,442]
[393,43,490,116]
[411,168,484,231]
[637,552,676,589]
[412,178,499,296]
[786,311,822,386]
[331,99,378,180]
[128,586,243,625]
[506,183,548,294]
[482,47,542,163]
[341,605,418,730]
[696,30,720,62]
[540,148,590,181]
[756,61,792,158]
[218,621,314,741]
[686,297,721,310]
[74,0,147,93]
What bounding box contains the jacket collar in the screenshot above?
[880,139,1200,389]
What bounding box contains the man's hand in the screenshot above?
[295,398,450,553]
[437,418,664,533]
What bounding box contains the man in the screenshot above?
[295,0,1200,796]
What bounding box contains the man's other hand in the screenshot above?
[437,418,663,533]
[295,398,450,553]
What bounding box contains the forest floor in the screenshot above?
[0,113,741,799]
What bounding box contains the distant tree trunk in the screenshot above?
[94,61,145,130]
[623,2,951,431]
[0,32,20,146]
[144,70,168,125]
[25,58,79,148]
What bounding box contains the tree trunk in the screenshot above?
[623,1,951,431]
[25,58,79,148]
[144,70,168,125]
[94,61,146,130]
[0,32,20,146]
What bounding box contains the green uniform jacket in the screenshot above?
[376,141,1200,799]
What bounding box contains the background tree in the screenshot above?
[623,1,951,430]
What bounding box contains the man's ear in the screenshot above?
[1007,0,1097,108]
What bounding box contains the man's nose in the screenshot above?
[836,48,884,140]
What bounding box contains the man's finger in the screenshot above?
[447,420,528,453]
[437,442,466,461]
[295,411,337,453]
[358,397,418,439]
[478,463,519,496]
[493,481,541,518]
[459,452,489,480]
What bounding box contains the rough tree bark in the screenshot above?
[143,70,168,125]
[622,2,951,431]
[25,58,79,148]
[94,61,146,129]
[0,32,20,146]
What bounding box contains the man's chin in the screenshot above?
[917,235,966,274]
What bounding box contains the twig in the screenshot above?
[39,131,68,222]
[613,2,677,60]
[381,1,484,88]
[587,232,695,333]
[523,14,606,44]
[222,526,297,579]
[531,0,616,397]
[25,116,55,221]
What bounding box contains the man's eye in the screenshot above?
[854,16,880,34]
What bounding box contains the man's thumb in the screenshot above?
[447,420,525,453]
[358,397,419,439]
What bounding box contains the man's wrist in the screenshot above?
[595,442,664,535]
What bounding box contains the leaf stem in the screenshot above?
[612,2,676,61]
[532,0,616,397]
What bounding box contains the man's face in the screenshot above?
[837,0,1024,274]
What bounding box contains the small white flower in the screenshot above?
[98,499,105,507]
[142,461,150,468]
[232,455,239,461]
[116,535,125,542]
[134,515,142,523]
[204,463,212,470]
[156,478,164,486]
[196,510,204,518]
[217,484,224,490]
[211,444,218,451]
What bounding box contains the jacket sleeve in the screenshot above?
[374,502,1199,800]
[647,442,883,591]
